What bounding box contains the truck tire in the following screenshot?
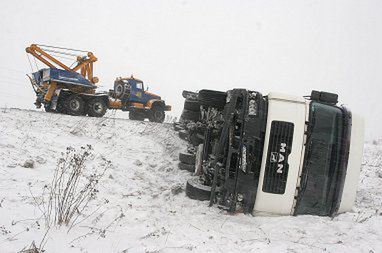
[64,94,85,116]
[186,178,214,201]
[87,97,107,117]
[178,130,189,141]
[149,107,165,123]
[179,152,196,165]
[114,80,130,99]
[56,92,69,114]
[181,109,200,121]
[114,82,124,99]
[178,162,195,172]
[44,104,54,113]
[189,132,204,146]
[184,100,200,112]
[56,100,66,114]
[173,123,184,131]
[129,111,145,121]
[198,89,227,109]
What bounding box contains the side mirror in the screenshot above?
[145,86,149,91]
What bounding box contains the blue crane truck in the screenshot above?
[26,44,171,122]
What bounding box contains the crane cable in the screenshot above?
[36,44,89,53]
[27,51,78,71]
[47,52,78,61]
[33,44,92,70]
[26,54,43,94]
[26,53,34,72]
[42,48,82,57]
[33,56,39,70]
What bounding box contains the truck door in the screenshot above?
[129,80,145,104]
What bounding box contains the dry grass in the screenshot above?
[44,145,109,229]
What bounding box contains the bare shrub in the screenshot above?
[19,241,43,253]
[2,104,9,113]
[44,145,109,228]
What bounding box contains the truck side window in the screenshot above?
[136,82,143,90]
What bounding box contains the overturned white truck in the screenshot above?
[178,89,364,216]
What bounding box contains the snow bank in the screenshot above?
[0,109,381,253]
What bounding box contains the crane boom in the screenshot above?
[25,44,98,84]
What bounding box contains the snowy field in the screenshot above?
[0,108,381,253]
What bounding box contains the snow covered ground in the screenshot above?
[0,108,381,253]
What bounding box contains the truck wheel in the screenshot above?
[129,111,145,121]
[184,100,200,112]
[179,152,196,165]
[149,108,165,123]
[189,132,204,146]
[87,98,107,117]
[178,162,195,172]
[56,92,68,114]
[198,89,227,109]
[64,94,85,116]
[173,123,184,131]
[178,130,189,141]
[114,80,129,99]
[181,109,201,121]
[44,104,54,113]
[186,178,214,201]
[56,100,65,114]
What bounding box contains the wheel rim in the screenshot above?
[92,102,104,114]
[70,100,80,111]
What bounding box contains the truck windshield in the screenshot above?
[294,102,345,216]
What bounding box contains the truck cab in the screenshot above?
[253,92,364,216]
[186,89,364,216]
[112,76,171,122]
[116,77,160,104]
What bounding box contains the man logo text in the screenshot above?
[276,143,286,174]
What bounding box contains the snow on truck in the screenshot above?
[25,44,170,122]
[175,89,364,216]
